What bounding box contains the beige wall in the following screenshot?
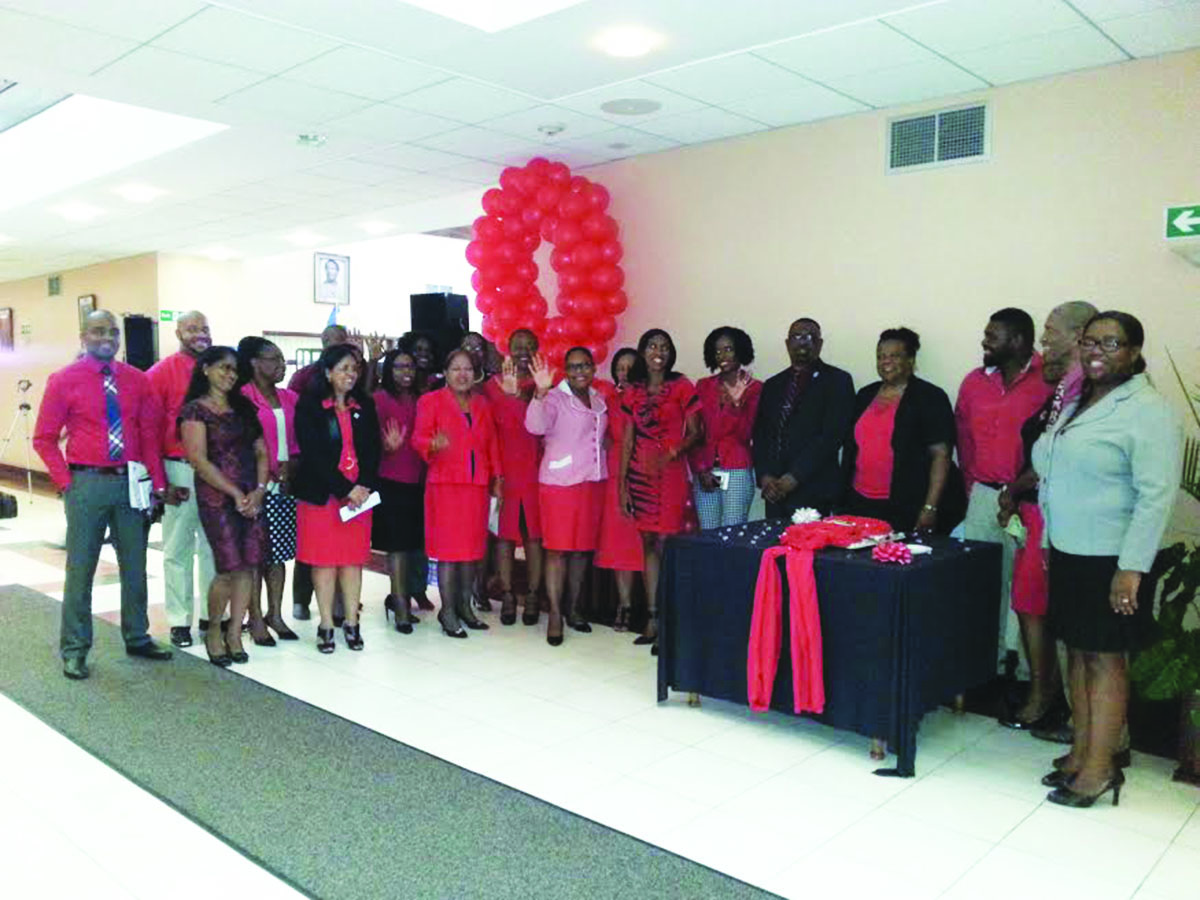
[0,253,158,475]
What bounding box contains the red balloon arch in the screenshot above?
[466,157,626,366]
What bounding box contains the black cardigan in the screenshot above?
[292,393,381,506]
[841,376,966,533]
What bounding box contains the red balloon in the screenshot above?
[498,166,523,195]
[544,317,567,340]
[557,192,589,221]
[481,188,504,216]
[581,212,617,241]
[495,241,520,266]
[513,170,542,197]
[559,268,587,293]
[480,263,510,289]
[553,220,583,248]
[465,240,491,267]
[492,302,520,330]
[500,279,527,298]
[561,316,589,342]
[601,290,628,315]
[481,318,501,343]
[501,216,525,240]
[572,291,601,319]
[586,341,609,365]
[556,293,576,315]
[471,269,483,293]
[475,290,496,314]
[526,157,551,177]
[520,205,544,230]
[549,247,573,272]
[539,216,559,242]
[519,231,540,253]
[590,314,617,342]
[568,175,588,193]
[472,215,502,243]
[546,162,570,186]
[535,184,563,211]
[590,264,624,292]
[523,293,548,318]
[498,191,522,216]
[582,182,610,212]
[513,259,538,283]
[599,239,623,265]
[571,241,601,269]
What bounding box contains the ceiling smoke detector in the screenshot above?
[538,123,566,137]
[297,133,327,147]
[600,98,661,116]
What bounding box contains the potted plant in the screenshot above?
[1130,541,1200,784]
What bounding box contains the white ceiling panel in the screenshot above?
[392,78,537,124]
[323,103,463,142]
[1071,0,1185,17]
[478,104,613,142]
[254,173,351,197]
[151,6,339,73]
[413,126,549,161]
[0,0,208,43]
[89,47,267,103]
[755,20,936,84]
[825,57,988,107]
[216,78,376,125]
[556,79,707,124]
[433,159,505,185]
[186,193,282,214]
[884,0,1087,54]
[0,8,138,75]
[1098,3,1200,55]
[634,107,768,144]
[955,26,1129,84]
[645,53,823,106]
[724,83,871,127]
[549,126,681,160]
[281,46,453,101]
[350,144,478,173]
[301,160,405,186]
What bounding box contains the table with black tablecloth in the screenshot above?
[657,521,1001,776]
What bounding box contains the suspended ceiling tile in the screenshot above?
[301,159,405,186]
[413,126,548,161]
[350,144,479,173]
[1070,0,1184,17]
[954,26,1129,84]
[1096,3,1200,55]
[392,78,538,124]
[556,79,707,125]
[0,0,208,43]
[884,0,1087,54]
[151,6,339,73]
[634,107,768,144]
[434,159,504,185]
[216,78,376,125]
[724,83,871,127]
[281,46,453,102]
[478,104,613,142]
[645,53,822,106]
[549,126,681,160]
[755,20,936,84]
[0,8,138,75]
[824,57,989,107]
[89,47,267,103]
[255,173,352,197]
[323,102,464,142]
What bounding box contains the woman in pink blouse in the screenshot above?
[690,327,761,530]
[372,349,425,634]
[524,348,608,646]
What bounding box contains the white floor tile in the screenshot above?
[941,845,1143,900]
[1140,843,1200,899]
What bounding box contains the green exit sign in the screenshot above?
[1166,205,1200,239]
[159,310,175,322]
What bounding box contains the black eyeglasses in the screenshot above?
[1080,337,1127,353]
[787,333,819,346]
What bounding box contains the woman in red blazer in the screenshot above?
[413,349,503,637]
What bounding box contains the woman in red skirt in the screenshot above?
[524,348,608,646]
[619,330,703,648]
[293,345,381,653]
[481,328,544,626]
[413,349,502,638]
[595,348,644,630]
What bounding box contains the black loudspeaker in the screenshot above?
[123,314,157,371]
[410,292,469,363]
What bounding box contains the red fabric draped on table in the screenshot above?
[748,516,892,715]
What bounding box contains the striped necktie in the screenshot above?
[101,364,124,461]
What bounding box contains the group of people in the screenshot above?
[35,300,1182,810]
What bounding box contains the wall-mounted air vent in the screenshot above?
[889,104,987,171]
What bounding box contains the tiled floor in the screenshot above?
[2,495,1199,899]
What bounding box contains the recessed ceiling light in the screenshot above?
[297,133,327,147]
[600,98,662,116]
[283,229,327,247]
[360,221,396,236]
[592,25,665,58]
[0,95,225,214]
[402,0,587,33]
[113,183,167,203]
[51,202,104,223]
[201,246,240,261]
[538,123,566,137]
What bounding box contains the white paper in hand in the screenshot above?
[339,490,381,522]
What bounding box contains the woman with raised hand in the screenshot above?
[619,329,703,649]
[371,349,425,635]
[292,345,381,654]
[525,348,608,646]
[179,346,269,667]
[413,349,503,638]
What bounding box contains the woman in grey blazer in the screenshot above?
[1033,311,1182,808]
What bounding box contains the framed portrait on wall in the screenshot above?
[314,252,349,305]
[0,307,13,351]
[77,294,96,329]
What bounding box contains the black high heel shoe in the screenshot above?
[499,591,517,626]
[567,616,592,633]
[384,594,398,622]
[343,623,364,651]
[1041,769,1073,788]
[206,648,232,668]
[612,606,631,632]
[547,612,564,647]
[1046,770,1124,808]
[522,594,540,626]
[413,592,435,611]
[316,627,336,654]
[1000,693,1070,731]
[395,596,414,635]
[462,615,490,631]
[1053,748,1131,771]
[267,618,299,641]
[437,611,467,639]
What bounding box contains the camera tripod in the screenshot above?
[1,379,36,503]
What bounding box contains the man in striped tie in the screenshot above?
[33,310,173,680]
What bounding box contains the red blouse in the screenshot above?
[481,376,541,488]
[852,397,899,499]
[412,387,500,487]
[690,374,762,472]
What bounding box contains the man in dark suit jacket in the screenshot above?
[752,318,854,518]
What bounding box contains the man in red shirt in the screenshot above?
[147,310,214,647]
[34,311,173,679]
[955,307,1054,671]
[287,324,348,396]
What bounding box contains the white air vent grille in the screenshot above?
[890,104,986,170]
